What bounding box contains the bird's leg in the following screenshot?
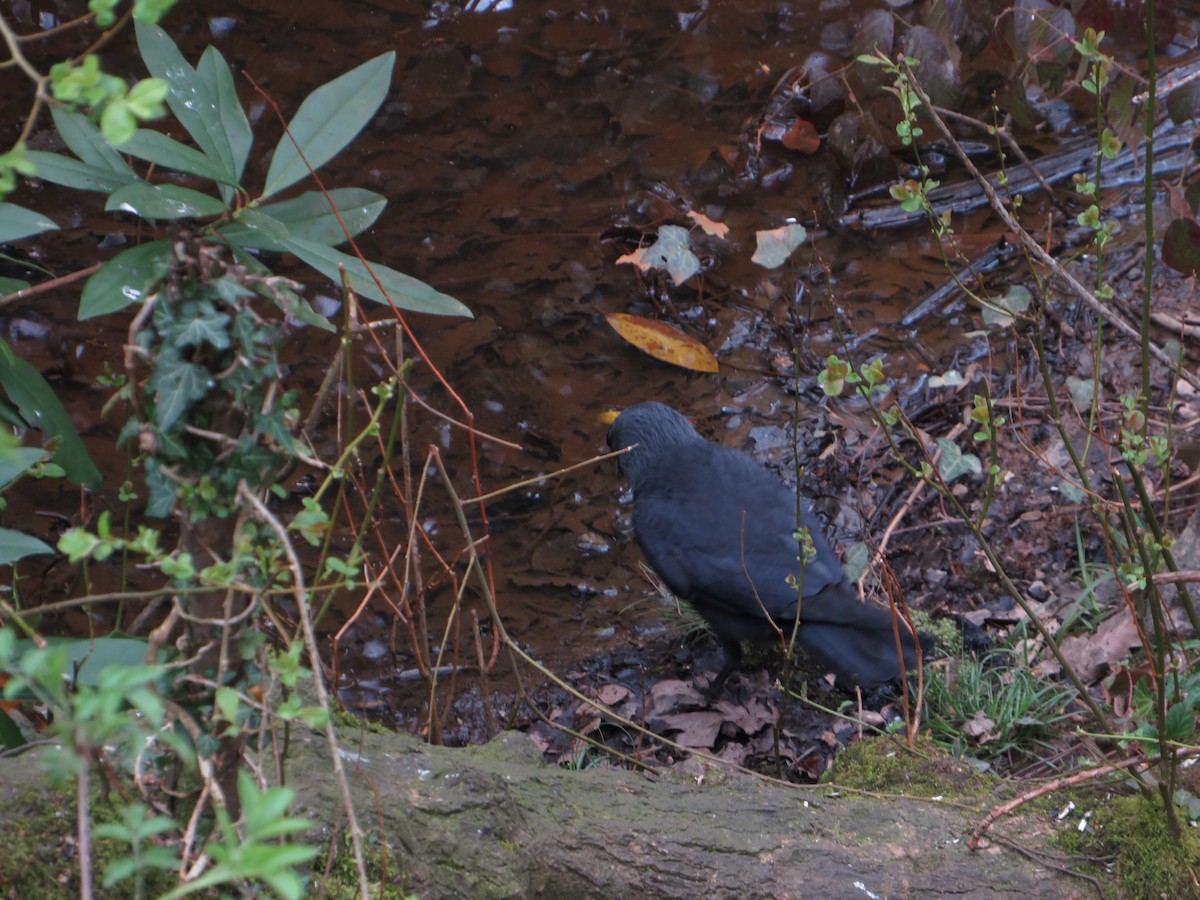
[705,638,743,697]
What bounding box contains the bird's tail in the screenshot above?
[797,582,933,687]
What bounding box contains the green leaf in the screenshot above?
[1066,376,1096,411]
[935,437,982,483]
[177,311,231,350]
[219,210,292,249]
[1058,479,1086,502]
[640,225,700,285]
[80,240,173,319]
[0,339,102,487]
[50,107,138,177]
[0,277,28,296]
[282,237,471,317]
[149,356,210,431]
[121,129,240,187]
[106,183,229,220]
[100,101,138,146]
[23,150,140,193]
[0,707,26,750]
[0,527,55,565]
[0,203,58,242]
[263,52,396,199]
[1164,698,1197,743]
[135,22,239,185]
[0,445,49,489]
[219,189,387,249]
[198,45,252,187]
[752,223,808,268]
[227,244,337,332]
[981,284,1032,329]
[56,638,152,688]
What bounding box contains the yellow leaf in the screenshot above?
[603,312,719,373]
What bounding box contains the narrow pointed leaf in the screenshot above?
[264,52,395,198]
[80,240,172,319]
[603,312,718,373]
[198,45,252,184]
[219,189,386,249]
[135,21,237,182]
[227,244,337,332]
[121,130,240,187]
[106,183,229,220]
[0,528,54,565]
[219,210,292,250]
[0,339,102,487]
[0,446,49,489]
[50,107,137,177]
[24,150,139,193]
[0,204,58,242]
[282,237,471,317]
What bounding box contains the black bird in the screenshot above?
[608,401,931,689]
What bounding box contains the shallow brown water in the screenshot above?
[4,0,1187,736]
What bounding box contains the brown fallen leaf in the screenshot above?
[603,312,719,373]
[781,117,820,154]
[687,209,730,238]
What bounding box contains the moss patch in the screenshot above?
[825,734,990,799]
[1077,793,1200,899]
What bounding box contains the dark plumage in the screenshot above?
[608,401,931,689]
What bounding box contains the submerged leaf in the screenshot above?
[603,312,718,373]
[752,224,808,268]
[633,225,701,285]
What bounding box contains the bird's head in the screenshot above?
[606,402,703,486]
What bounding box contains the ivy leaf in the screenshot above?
[752,224,808,268]
[981,284,1032,329]
[149,354,210,432]
[936,437,982,482]
[176,312,232,351]
[632,225,701,285]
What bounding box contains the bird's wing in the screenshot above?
[632,443,847,621]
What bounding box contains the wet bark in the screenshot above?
[284,728,1086,898]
